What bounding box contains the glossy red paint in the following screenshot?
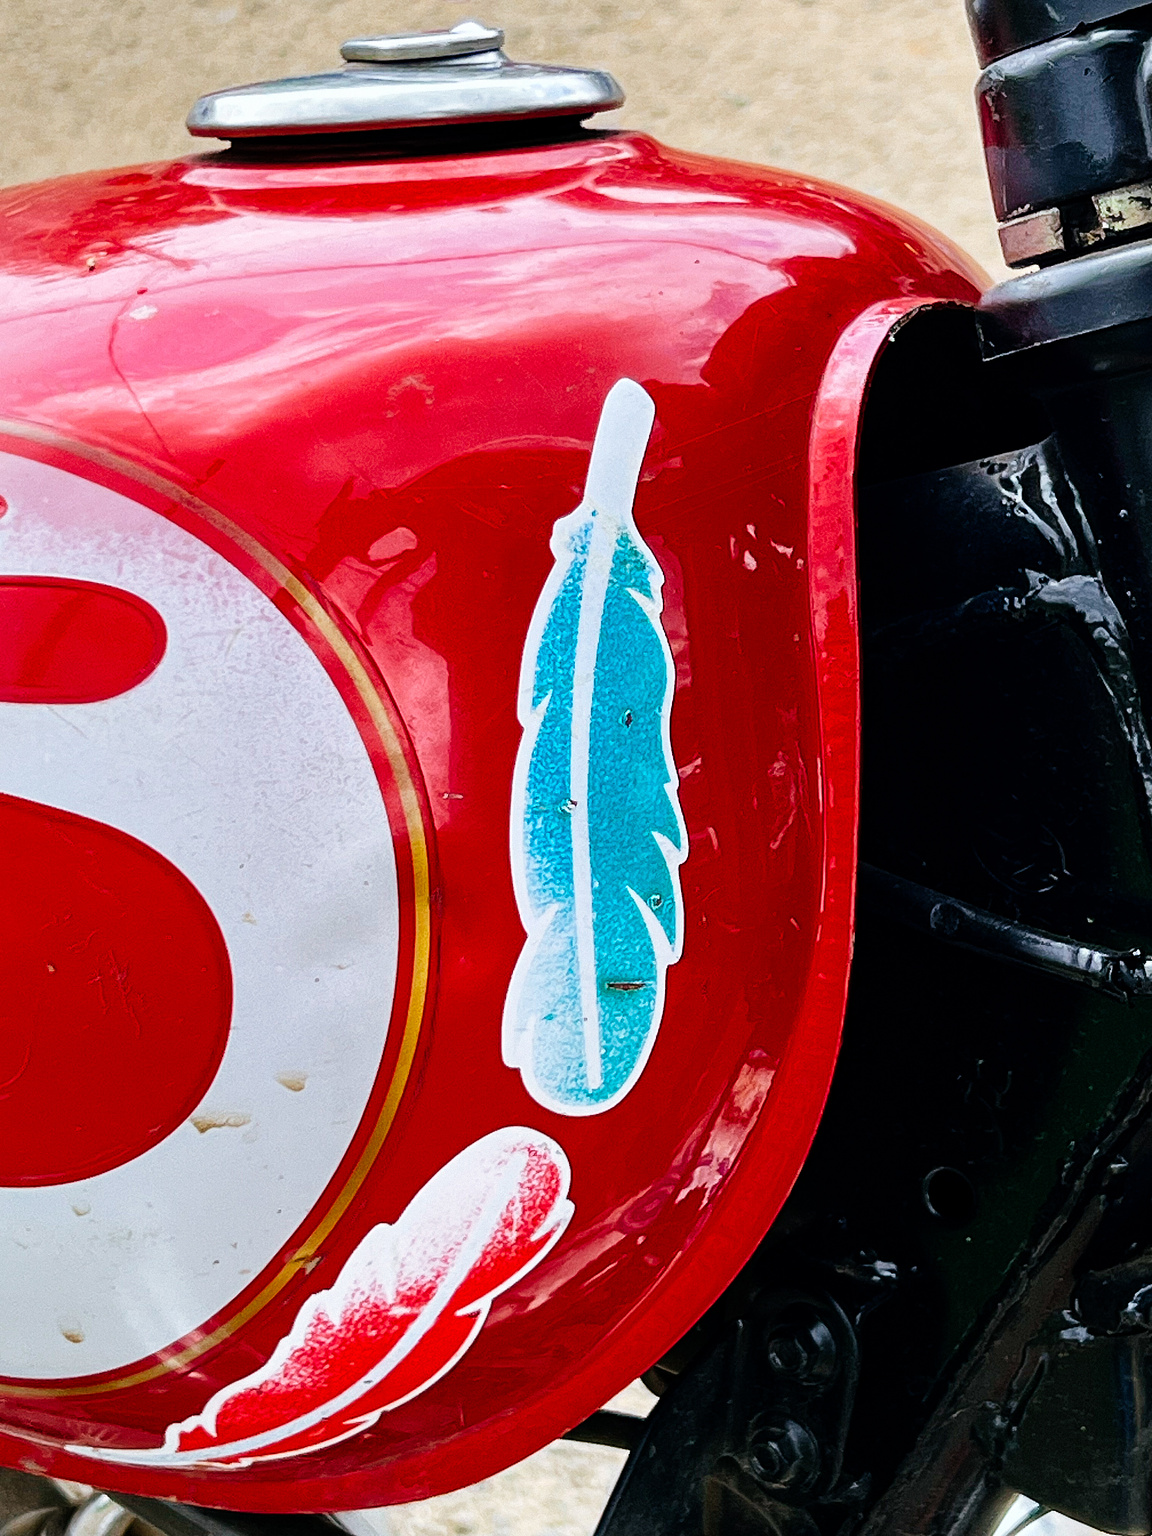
[0,578,166,704]
[0,793,233,1187]
[0,129,984,1508]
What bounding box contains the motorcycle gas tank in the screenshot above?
[0,129,982,1508]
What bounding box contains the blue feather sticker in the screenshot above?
[503,378,688,1115]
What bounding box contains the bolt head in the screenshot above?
[766,1332,810,1377]
[747,1419,821,1495]
[763,1316,836,1383]
[747,1435,786,1483]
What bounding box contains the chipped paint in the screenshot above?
[191,1112,252,1134]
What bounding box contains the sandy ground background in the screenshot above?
[0,1,1016,1530]
[367,1381,655,1536]
[0,0,1004,274]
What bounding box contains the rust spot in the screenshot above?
[60,1324,84,1344]
[275,1071,307,1093]
[190,1110,251,1133]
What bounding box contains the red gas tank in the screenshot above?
[0,22,983,1511]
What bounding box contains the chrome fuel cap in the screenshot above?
[186,19,623,139]
[339,20,505,63]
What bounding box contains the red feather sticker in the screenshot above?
[74,1127,573,1468]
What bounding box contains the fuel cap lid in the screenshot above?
[186,19,623,139]
[339,19,505,62]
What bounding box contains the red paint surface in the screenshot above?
[0,793,232,1186]
[0,578,166,703]
[0,130,985,1506]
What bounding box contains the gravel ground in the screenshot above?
[0,0,1003,273]
[363,1383,654,1536]
[1,1,1024,1530]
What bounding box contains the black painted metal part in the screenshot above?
[589,135,1152,1520]
[965,1,1152,264]
[966,0,1143,65]
[595,1290,865,1536]
[978,29,1152,220]
[592,291,1152,1535]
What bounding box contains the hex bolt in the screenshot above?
[764,1316,837,1383]
[747,1419,822,1494]
[766,1332,809,1376]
